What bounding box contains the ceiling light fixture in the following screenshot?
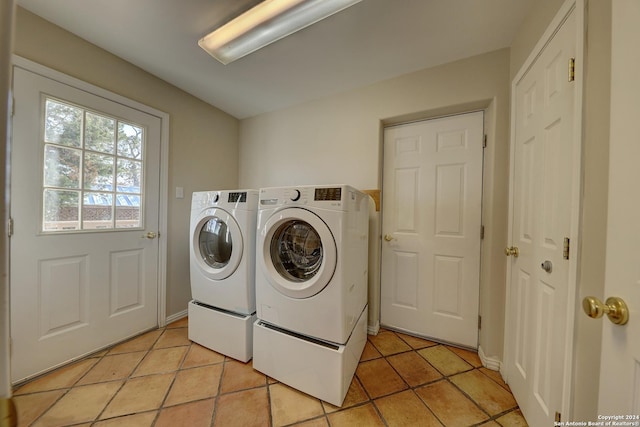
[198,0,362,65]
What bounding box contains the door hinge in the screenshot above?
[563,237,570,260]
[478,315,482,330]
[7,217,13,237]
[483,134,487,148]
[10,97,14,117]
[568,57,575,82]
[555,411,562,423]
[480,225,485,240]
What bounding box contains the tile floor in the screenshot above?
[13,317,528,426]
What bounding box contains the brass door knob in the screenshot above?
[504,246,519,257]
[384,234,394,242]
[142,231,158,239]
[582,296,629,325]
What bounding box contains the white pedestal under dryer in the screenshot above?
[188,189,258,362]
[252,184,369,406]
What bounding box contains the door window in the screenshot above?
[42,97,145,232]
[270,220,323,282]
[199,217,232,269]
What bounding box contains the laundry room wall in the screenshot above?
[12,7,240,319]
[238,48,511,363]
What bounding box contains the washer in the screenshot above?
[252,184,370,405]
[188,189,258,362]
[255,184,369,344]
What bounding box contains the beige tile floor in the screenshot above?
[13,317,528,426]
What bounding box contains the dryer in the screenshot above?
[255,185,369,344]
[188,189,258,362]
[252,184,369,406]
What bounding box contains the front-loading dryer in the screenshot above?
[252,184,370,406]
[255,184,369,343]
[188,189,258,362]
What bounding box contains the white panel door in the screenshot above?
[597,0,640,414]
[380,112,483,348]
[10,66,161,382]
[505,7,577,426]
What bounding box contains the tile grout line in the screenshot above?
[366,331,520,427]
[16,322,524,427]
[153,329,192,424]
[93,325,167,425]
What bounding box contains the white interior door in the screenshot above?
[380,112,483,348]
[10,65,162,382]
[505,6,578,426]
[597,0,640,414]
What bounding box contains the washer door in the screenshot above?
[192,208,243,280]
[262,208,337,298]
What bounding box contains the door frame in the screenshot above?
[11,55,170,327]
[503,0,585,418]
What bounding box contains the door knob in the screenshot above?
[142,231,157,239]
[582,296,629,325]
[384,234,394,242]
[504,246,519,257]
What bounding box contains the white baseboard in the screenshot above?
[478,345,502,371]
[165,309,188,326]
[367,321,380,335]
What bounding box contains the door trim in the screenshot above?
[503,0,584,418]
[11,55,170,327]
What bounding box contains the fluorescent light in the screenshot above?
[199,0,362,65]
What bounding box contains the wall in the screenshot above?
[509,0,611,419]
[12,8,240,318]
[571,0,611,419]
[239,48,512,361]
[510,0,565,79]
[1,0,15,404]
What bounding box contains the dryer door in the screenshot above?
[261,208,337,299]
[192,208,243,280]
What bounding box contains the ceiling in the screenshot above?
[16,0,533,119]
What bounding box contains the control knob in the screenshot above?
[291,189,301,201]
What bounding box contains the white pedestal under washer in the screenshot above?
[255,184,369,345]
[188,189,258,362]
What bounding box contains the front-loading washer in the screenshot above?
[188,189,258,362]
[252,184,370,405]
[255,184,369,344]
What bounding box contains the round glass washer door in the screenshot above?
[261,208,336,299]
[192,208,243,280]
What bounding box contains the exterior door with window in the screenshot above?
[10,65,162,382]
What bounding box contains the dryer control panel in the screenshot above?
[314,187,342,201]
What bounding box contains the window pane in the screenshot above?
[117,159,141,193]
[43,189,80,231]
[84,152,114,191]
[116,205,140,228]
[116,193,140,228]
[44,145,81,188]
[41,98,146,233]
[117,122,143,159]
[83,192,113,229]
[85,112,115,154]
[44,99,82,147]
